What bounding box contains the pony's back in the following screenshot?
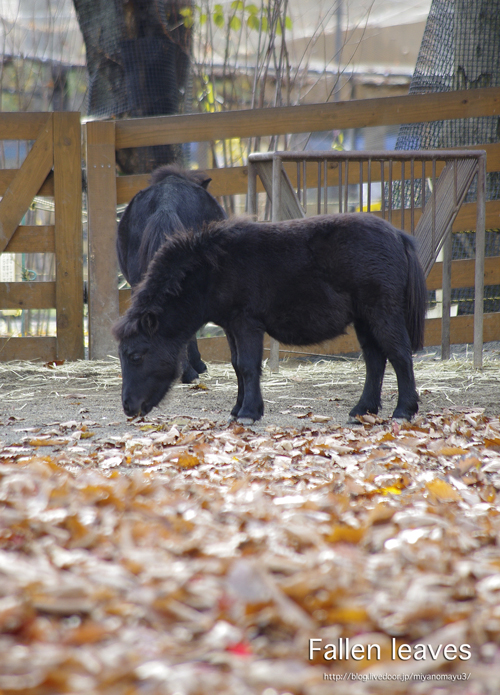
[117,166,227,286]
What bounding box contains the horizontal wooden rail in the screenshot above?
[427,256,500,290]
[116,189,500,235]
[0,337,57,362]
[382,199,500,234]
[0,113,54,142]
[195,312,500,361]
[0,171,54,198]
[114,87,500,149]
[0,282,56,310]
[116,142,500,204]
[4,226,55,253]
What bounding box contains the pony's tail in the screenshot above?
[401,233,427,351]
[138,209,186,273]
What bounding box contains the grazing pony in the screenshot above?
[113,213,427,423]
[116,165,227,382]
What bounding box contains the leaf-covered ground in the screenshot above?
[1,352,500,694]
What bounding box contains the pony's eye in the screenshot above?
[129,353,144,365]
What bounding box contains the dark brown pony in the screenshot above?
[116,165,227,382]
[114,213,427,423]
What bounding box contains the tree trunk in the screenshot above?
[72,0,191,173]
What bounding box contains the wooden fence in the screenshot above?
[1,90,498,363]
[0,112,83,361]
[85,86,500,360]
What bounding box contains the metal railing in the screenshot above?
[248,150,486,368]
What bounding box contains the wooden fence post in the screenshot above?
[53,112,84,360]
[86,121,119,359]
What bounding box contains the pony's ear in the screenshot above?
[200,177,212,190]
[140,311,159,336]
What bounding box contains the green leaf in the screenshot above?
[179,6,193,27]
[285,16,293,30]
[214,11,225,27]
[229,15,242,31]
[246,3,259,14]
[261,16,268,32]
[247,13,259,30]
[231,0,244,10]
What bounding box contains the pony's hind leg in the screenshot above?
[369,312,419,420]
[388,352,419,420]
[225,330,245,419]
[350,319,387,419]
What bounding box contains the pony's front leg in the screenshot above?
[229,326,264,424]
[225,330,244,419]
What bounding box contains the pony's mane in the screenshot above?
[113,222,233,342]
[149,165,211,188]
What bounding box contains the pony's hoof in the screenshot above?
[237,417,255,426]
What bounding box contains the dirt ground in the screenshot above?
[1,342,500,448]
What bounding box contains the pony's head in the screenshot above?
[113,307,184,417]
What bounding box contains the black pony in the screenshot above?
[116,165,227,382]
[114,213,427,423]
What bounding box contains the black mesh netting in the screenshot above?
[74,0,191,173]
[394,0,500,315]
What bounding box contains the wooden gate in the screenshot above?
[0,112,83,361]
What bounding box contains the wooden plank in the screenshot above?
[0,114,53,254]
[453,199,500,232]
[124,183,500,235]
[115,143,500,205]
[0,170,54,197]
[86,120,119,360]
[0,282,56,310]
[115,87,500,149]
[116,174,150,205]
[119,288,131,315]
[198,313,500,362]
[0,113,55,141]
[53,112,84,361]
[424,313,500,347]
[198,336,232,363]
[116,167,254,204]
[4,226,55,253]
[0,337,57,362]
[377,199,500,235]
[427,256,500,291]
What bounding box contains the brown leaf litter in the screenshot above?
[1,402,500,693]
